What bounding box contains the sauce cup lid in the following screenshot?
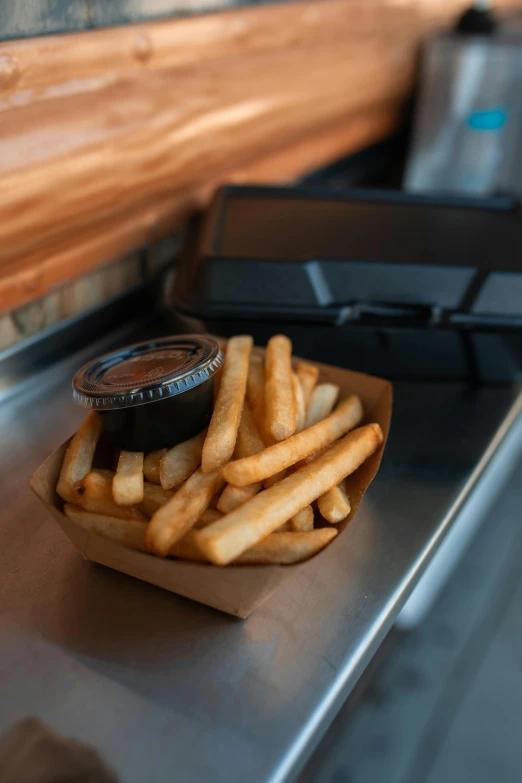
[72,334,223,410]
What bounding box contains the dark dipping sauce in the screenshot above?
[72,335,223,452]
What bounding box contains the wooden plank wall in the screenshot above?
[0,0,520,316]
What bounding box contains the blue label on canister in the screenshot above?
[467,108,507,131]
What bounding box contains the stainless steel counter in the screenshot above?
[1,320,522,783]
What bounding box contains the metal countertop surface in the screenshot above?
[1,319,522,783]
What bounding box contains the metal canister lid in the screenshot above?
[72,334,223,410]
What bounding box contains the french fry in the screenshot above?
[209,488,223,509]
[222,394,363,487]
[306,385,349,520]
[235,400,265,459]
[159,430,206,490]
[171,528,337,564]
[194,508,223,529]
[217,400,265,512]
[113,451,144,506]
[306,383,339,428]
[318,480,351,524]
[235,529,337,564]
[93,468,116,479]
[73,471,147,521]
[197,423,383,565]
[217,483,262,514]
[244,359,286,486]
[143,450,165,485]
[201,335,253,473]
[263,470,286,489]
[292,372,306,434]
[296,361,319,410]
[292,443,330,472]
[146,468,225,556]
[290,504,314,531]
[276,505,314,531]
[289,387,340,473]
[56,412,102,503]
[138,482,173,518]
[168,469,224,563]
[170,530,208,562]
[256,378,287,484]
[154,511,221,566]
[246,354,268,433]
[306,383,350,524]
[64,504,148,552]
[265,334,296,442]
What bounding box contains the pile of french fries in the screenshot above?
[57,334,383,566]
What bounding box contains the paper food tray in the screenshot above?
[30,357,392,618]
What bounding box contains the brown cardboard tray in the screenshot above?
[30,356,391,618]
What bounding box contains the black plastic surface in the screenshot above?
[171,185,522,331]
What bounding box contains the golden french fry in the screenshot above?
[146,468,225,556]
[170,530,208,562]
[263,469,287,488]
[64,504,148,551]
[290,385,340,472]
[236,400,266,459]
[67,508,332,563]
[93,468,116,479]
[318,480,351,524]
[292,372,306,434]
[306,383,340,428]
[167,511,223,565]
[290,504,314,531]
[246,354,294,454]
[246,354,270,440]
[201,335,253,473]
[274,502,313,530]
[217,482,262,513]
[235,529,337,564]
[56,412,102,503]
[143,450,165,485]
[171,527,336,564]
[73,471,147,521]
[159,430,206,490]
[296,361,319,410]
[248,379,286,484]
[217,400,266,511]
[272,381,341,480]
[113,451,144,506]
[138,482,173,518]
[292,444,330,472]
[194,507,223,529]
[265,334,296,442]
[222,395,363,487]
[197,423,383,565]
[209,488,223,509]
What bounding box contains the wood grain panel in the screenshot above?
[0,0,443,95]
[1,45,411,254]
[229,106,402,185]
[0,0,520,314]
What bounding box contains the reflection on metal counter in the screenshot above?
[3,313,522,783]
[405,2,522,197]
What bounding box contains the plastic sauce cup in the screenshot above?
[72,334,223,451]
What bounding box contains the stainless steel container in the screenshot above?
[405,16,522,196]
